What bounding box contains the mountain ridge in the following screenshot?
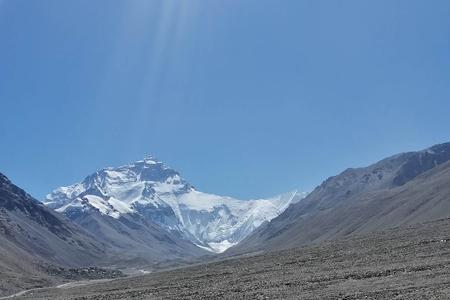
[227,142,450,255]
[0,171,109,295]
[45,157,306,253]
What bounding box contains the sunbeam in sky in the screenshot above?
[0,0,449,201]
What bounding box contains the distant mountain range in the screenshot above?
[45,157,304,253]
[228,142,450,254]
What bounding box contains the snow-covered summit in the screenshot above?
[45,157,307,252]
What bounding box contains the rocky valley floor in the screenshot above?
[7,217,450,299]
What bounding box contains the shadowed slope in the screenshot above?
[0,172,106,296]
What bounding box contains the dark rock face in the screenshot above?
[131,202,181,231]
[0,172,105,259]
[230,142,450,255]
[393,143,450,186]
[0,173,74,238]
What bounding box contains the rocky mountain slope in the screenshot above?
[45,157,305,253]
[229,142,450,254]
[18,217,450,299]
[0,172,106,296]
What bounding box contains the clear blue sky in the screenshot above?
[1,0,449,200]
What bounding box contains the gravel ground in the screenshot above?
[13,218,450,300]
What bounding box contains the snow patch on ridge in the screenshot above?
[208,240,238,253]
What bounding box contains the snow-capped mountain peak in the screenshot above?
[45,157,307,252]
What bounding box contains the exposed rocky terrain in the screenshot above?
[0,172,111,297]
[230,142,450,254]
[12,217,450,299]
[40,266,124,281]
